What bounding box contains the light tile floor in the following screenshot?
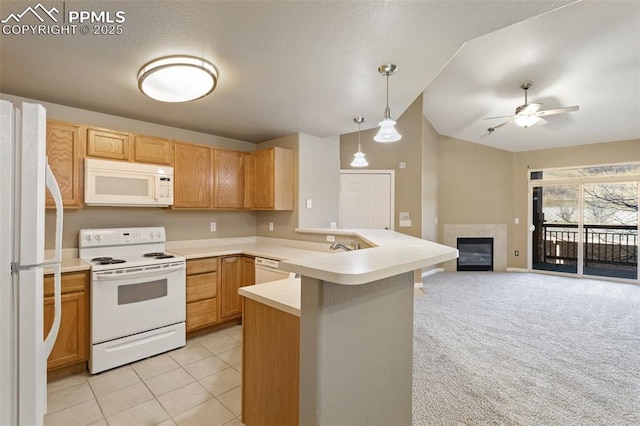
[44,324,244,426]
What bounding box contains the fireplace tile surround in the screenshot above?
[444,224,507,272]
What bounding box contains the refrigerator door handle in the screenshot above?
[43,163,63,357]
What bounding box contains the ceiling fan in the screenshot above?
[484,81,579,134]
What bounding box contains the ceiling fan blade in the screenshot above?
[536,105,579,117]
[487,118,514,133]
[483,115,513,121]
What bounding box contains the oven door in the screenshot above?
[91,262,186,344]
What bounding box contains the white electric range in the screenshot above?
[79,227,186,374]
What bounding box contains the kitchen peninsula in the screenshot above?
[240,228,458,426]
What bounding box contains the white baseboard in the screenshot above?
[422,268,443,278]
[506,268,529,273]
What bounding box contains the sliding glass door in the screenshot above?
[529,165,639,282]
[583,182,638,279]
[532,185,579,274]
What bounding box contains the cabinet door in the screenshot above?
[46,121,85,208]
[214,149,244,208]
[243,153,254,209]
[253,147,294,210]
[242,256,255,287]
[173,142,212,208]
[253,148,275,209]
[134,135,173,165]
[87,127,132,161]
[220,256,243,319]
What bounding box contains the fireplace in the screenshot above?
[457,237,494,271]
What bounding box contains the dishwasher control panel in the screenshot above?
[255,257,280,268]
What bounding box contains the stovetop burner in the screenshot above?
[96,259,126,265]
[143,252,166,257]
[144,252,175,259]
[91,256,113,262]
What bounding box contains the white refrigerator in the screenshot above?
[0,100,64,425]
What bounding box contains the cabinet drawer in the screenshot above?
[186,272,217,302]
[186,299,217,331]
[44,271,88,297]
[187,258,218,275]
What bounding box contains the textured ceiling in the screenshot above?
[0,0,576,144]
[423,0,640,152]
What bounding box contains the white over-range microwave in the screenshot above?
[84,158,174,207]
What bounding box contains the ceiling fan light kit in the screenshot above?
[138,56,218,103]
[484,80,579,134]
[374,64,402,143]
[350,116,369,167]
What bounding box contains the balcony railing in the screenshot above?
[538,223,638,267]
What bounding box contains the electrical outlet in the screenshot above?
[210,222,216,232]
[306,198,313,209]
[514,218,520,224]
[327,235,335,242]
[269,222,274,231]
[515,250,519,256]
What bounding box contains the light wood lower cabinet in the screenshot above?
[186,257,218,332]
[43,271,89,372]
[242,298,300,426]
[220,256,255,320]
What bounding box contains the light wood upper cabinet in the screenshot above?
[134,135,173,165]
[214,149,244,209]
[243,152,254,209]
[46,120,85,209]
[253,147,294,210]
[86,127,133,161]
[173,142,212,209]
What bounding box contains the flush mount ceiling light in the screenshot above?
[138,56,218,103]
[350,116,368,168]
[374,64,402,143]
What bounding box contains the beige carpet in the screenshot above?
[413,272,640,425]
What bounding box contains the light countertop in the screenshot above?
[45,257,90,274]
[168,242,325,262]
[278,228,458,285]
[239,277,300,317]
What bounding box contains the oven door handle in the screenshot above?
[94,263,185,281]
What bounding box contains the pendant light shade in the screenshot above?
[350,117,368,168]
[374,64,401,143]
[138,56,218,103]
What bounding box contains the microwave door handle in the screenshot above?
[94,263,185,280]
[153,175,159,201]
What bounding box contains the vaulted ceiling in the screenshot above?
[2,1,637,152]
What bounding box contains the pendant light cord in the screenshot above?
[384,73,391,119]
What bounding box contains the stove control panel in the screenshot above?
[80,227,166,248]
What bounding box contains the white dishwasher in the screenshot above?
[255,257,295,283]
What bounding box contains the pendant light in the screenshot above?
[350,116,369,167]
[374,64,402,142]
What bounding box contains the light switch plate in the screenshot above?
[269,222,274,231]
[306,198,313,209]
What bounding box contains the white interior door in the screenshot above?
[339,171,393,230]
